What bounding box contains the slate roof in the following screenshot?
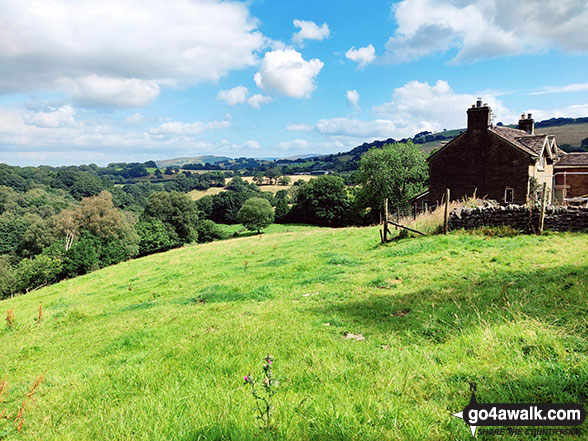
[554,152,588,167]
[489,126,552,158]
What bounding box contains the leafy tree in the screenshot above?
[237,197,274,233]
[69,173,105,200]
[196,220,227,243]
[142,191,199,244]
[278,176,291,186]
[196,195,214,219]
[154,168,163,179]
[293,179,306,186]
[0,256,16,299]
[356,141,428,223]
[265,167,281,185]
[274,198,289,223]
[290,176,349,227]
[275,189,289,201]
[253,172,265,185]
[75,191,139,255]
[135,219,174,256]
[62,232,101,277]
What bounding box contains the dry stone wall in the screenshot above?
[448,205,588,233]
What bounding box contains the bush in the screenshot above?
[135,219,175,256]
[196,220,227,243]
[16,254,62,293]
[237,198,274,233]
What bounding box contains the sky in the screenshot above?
[1,0,588,166]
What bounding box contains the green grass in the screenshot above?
[1,227,587,440]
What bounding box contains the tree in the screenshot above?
[265,167,281,185]
[253,172,265,185]
[142,191,199,244]
[290,175,349,227]
[356,141,428,224]
[237,198,274,233]
[135,219,174,256]
[274,197,289,223]
[278,176,291,186]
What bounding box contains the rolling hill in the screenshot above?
[1,226,587,440]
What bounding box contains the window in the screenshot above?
[504,187,514,203]
[538,154,545,170]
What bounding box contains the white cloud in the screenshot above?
[254,49,324,98]
[125,113,144,124]
[292,19,330,44]
[67,76,160,108]
[386,0,588,63]
[278,139,310,150]
[242,140,261,149]
[345,45,376,69]
[346,90,360,112]
[315,118,398,139]
[0,0,266,106]
[217,86,249,106]
[526,104,588,121]
[286,123,314,131]
[23,105,76,128]
[528,82,588,95]
[149,119,230,136]
[247,94,272,109]
[372,80,515,134]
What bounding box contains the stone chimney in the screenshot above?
[467,98,491,131]
[518,112,534,134]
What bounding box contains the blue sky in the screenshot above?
[1,0,587,166]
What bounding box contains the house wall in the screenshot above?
[554,167,588,199]
[428,130,532,204]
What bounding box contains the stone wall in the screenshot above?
[448,205,588,233]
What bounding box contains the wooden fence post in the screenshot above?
[539,182,547,235]
[383,198,389,243]
[444,188,450,235]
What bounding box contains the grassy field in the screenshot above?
[1,226,587,440]
[536,123,588,148]
[189,175,315,201]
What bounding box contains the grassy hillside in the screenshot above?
[536,123,588,148]
[1,227,587,440]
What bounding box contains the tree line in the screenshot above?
[0,140,428,299]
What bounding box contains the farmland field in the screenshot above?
[0,227,587,440]
[189,174,315,200]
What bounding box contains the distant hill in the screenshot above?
[156,155,231,168]
[154,116,588,173]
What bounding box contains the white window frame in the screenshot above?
[504,187,514,203]
[537,153,545,171]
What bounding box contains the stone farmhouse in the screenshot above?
[413,99,588,209]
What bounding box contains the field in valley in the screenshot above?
[1,226,587,440]
[189,175,315,200]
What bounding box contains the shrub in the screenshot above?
[135,219,175,256]
[16,254,62,293]
[196,220,227,243]
[237,198,274,233]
